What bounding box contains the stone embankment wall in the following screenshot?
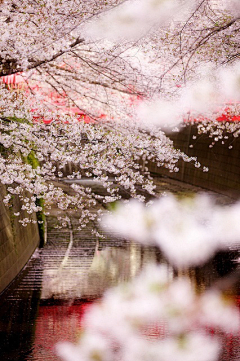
[149,124,240,198]
[0,185,40,294]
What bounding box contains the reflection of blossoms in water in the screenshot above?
[102,194,240,268]
[56,264,239,361]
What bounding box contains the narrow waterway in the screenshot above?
[0,177,239,361]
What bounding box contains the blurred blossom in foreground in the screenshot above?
[101,194,240,268]
[223,0,240,16]
[218,62,240,102]
[180,79,220,114]
[56,264,239,361]
[136,99,181,129]
[84,0,194,42]
[136,62,240,129]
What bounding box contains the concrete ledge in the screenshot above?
[149,124,240,199]
[0,185,40,294]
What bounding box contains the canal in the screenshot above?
[0,177,239,361]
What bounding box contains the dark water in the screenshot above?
[0,178,239,361]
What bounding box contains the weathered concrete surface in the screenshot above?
[0,184,40,294]
[149,124,240,199]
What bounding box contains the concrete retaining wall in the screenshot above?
[149,124,240,198]
[0,184,40,294]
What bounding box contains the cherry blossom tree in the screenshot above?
[51,1,240,361]
[0,0,238,120]
[1,1,240,361]
[0,0,151,120]
[0,113,187,229]
[0,0,196,230]
[0,1,239,236]
[0,0,178,229]
[0,0,239,128]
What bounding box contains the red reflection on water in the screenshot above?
[33,300,95,360]
[32,295,240,361]
[207,296,240,361]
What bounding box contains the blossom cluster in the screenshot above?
[102,193,240,268]
[0,110,188,228]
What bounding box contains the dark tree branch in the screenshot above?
[0,37,85,77]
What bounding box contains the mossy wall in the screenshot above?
[149,124,240,198]
[0,184,40,294]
